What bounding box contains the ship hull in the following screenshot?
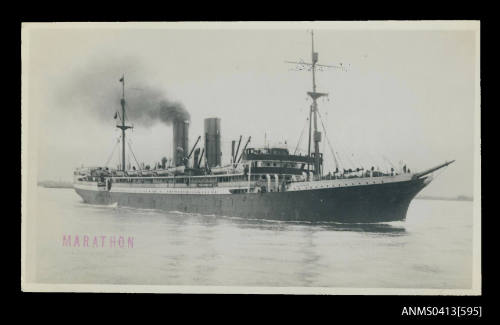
[74,177,428,223]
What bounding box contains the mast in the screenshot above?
[307,103,312,179]
[307,30,327,180]
[117,74,133,171]
[285,30,348,180]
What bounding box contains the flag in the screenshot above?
[114,112,118,119]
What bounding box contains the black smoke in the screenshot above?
[57,58,190,127]
[122,87,190,126]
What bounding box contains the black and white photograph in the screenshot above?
[21,21,480,295]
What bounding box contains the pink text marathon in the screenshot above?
[62,235,134,248]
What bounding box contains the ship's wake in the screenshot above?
[77,203,406,235]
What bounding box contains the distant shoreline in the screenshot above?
[415,195,473,202]
[37,181,73,189]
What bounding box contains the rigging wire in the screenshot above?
[345,152,359,170]
[316,109,339,170]
[317,109,366,171]
[334,134,358,169]
[360,146,382,171]
[322,111,327,160]
[361,149,376,169]
[127,139,141,170]
[349,153,363,170]
[294,117,309,155]
[315,108,361,170]
[338,148,354,170]
[104,137,120,167]
[382,155,396,170]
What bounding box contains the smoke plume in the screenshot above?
[121,87,190,126]
[57,58,190,127]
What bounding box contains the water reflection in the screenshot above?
[37,189,472,288]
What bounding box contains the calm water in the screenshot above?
[33,187,473,288]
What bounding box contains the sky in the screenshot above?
[23,22,479,197]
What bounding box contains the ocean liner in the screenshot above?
[73,31,454,223]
